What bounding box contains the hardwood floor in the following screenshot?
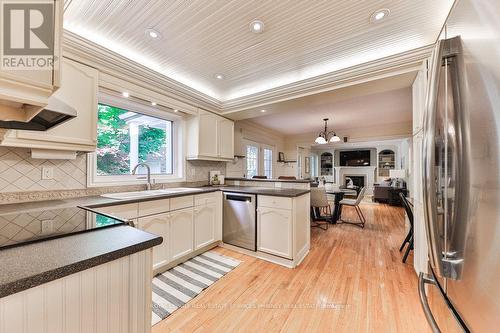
[152,203,429,333]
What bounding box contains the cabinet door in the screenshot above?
[257,207,293,259]
[217,118,234,159]
[1,58,98,151]
[194,203,217,249]
[138,213,170,270]
[198,112,218,157]
[169,208,194,261]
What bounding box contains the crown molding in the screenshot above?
[220,45,433,114]
[63,30,432,116]
[62,30,223,113]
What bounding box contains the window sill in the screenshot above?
[87,175,186,188]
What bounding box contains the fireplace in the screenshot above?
[345,175,365,187]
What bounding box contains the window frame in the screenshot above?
[87,93,185,187]
[244,139,275,179]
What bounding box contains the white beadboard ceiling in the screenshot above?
[64,0,453,102]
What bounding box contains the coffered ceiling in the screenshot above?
[64,0,453,103]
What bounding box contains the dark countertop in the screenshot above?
[225,177,311,184]
[0,187,219,214]
[221,186,310,197]
[0,185,308,298]
[0,225,162,298]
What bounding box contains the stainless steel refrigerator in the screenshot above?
[419,0,500,332]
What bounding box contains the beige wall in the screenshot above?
[231,120,291,178]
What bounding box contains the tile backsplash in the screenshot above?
[0,147,227,194]
[0,147,86,193]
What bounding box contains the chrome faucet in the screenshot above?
[132,163,152,190]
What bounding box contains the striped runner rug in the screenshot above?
[151,250,241,325]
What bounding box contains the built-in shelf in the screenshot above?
[378,149,395,178]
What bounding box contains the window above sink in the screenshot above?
[87,92,185,187]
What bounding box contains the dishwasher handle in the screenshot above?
[224,193,253,202]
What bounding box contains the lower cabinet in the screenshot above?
[194,202,217,250]
[169,207,194,261]
[257,206,293,259]
[138,212,170,271]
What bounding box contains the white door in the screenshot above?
[194,202,217,249]
[257,207,293,259]
[217,118,234,159]
[198,112,218,157]
[138,213,170,270]
[169,207,194,261]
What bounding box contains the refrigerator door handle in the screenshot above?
[418,272,441,333]
[423,40,445,278]
[440,36,470,280]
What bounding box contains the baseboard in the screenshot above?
[294,243,310,267]
[153,241,221,276]
[220,242,306,269]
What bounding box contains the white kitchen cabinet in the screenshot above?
[95,203,139,220]
[194,202,217,250]
[186,109,234,161]
[169,207,194,261]
[0,58,98,152]
[257,206,293,259]
[198,112,219,158]
[217,118,234,159]
[138,213,170,270]
[0,0,63,121]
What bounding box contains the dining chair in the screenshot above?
[399,192,414,263]
[310,188,332,230]
[338,187,367,228]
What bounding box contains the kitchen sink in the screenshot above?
[101,188,202,200]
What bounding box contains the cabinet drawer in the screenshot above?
[258,195,292,210]
[170,195,193,211]
[97,203,138,220]
[195,192,219,206]
[139,199,170,216]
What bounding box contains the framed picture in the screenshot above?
[278,152,285,161]
[305,157,310,173]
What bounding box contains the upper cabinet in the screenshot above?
[186,109,234,161]
[0,0,63,120]
[0,58,99,152]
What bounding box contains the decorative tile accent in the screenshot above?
[186,160,227,182]
[0,148,87,193]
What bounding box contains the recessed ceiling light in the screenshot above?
[151,102,157,106]
[370,9,390,23]
[122,92,130,98]
[173,109,178,112]
[214,74,225,80]
[145,28,161,39]
[260,109,266,113]
[250,20,265,33]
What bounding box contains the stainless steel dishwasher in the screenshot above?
[223,192,256,251]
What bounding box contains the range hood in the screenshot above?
[0,97,77,131]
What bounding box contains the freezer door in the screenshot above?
[441,0,500,331]
[419,272,467,333]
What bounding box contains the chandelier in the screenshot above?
[315,118,340,144]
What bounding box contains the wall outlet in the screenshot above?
[41,219,54,234]
[41,167,54,180]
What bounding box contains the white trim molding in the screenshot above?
[63,30,433,117]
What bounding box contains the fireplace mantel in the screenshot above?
[334,166,377,195]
